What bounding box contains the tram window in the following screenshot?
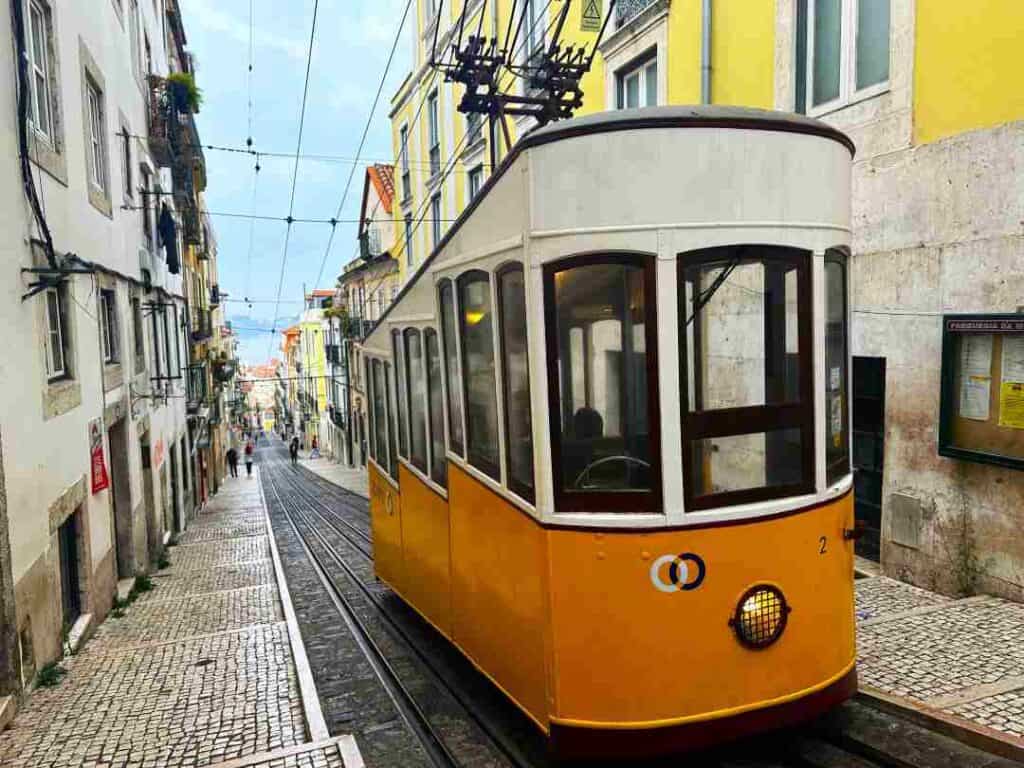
[391,331,409,458]
[404,329,429,473]
[372,359,389,473]
[458,271,500,481]
[545,255,661,513]
[498,264,534,502]
[366,356,375,461]
[386,362,399,479]
[439,280,465,456]
[825,251,850,485]
[679,246,814,510]
[425,329,448,487]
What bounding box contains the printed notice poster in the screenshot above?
[1001,335,1024,384]
[999,383,1024,429]
[959,334,993,421]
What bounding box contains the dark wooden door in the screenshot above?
[58,515,81,624]
[853,356,886,561]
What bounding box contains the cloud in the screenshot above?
[183,0,308,60]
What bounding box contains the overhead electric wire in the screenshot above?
[310,0,414,292]
[266,0,321,357]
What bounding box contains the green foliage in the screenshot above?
[166,71,203,112]
[36,661,67,688]
[131,574,154,596]
[156,551,171,570]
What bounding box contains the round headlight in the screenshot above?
[730,585,789,649]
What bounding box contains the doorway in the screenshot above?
[108,419,133,579]
[57,512,82,625]
[853,356,886,561]
[169,444,181,533]
[140,433,158,564]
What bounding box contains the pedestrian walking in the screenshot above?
[310,435,320,459]
[244,440,255,477]
[289,436,299,466]
[226,447,238,478]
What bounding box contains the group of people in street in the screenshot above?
[226,431,257,479]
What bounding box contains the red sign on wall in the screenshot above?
[90,419,109,494]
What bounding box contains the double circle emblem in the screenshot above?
[649,552,706,593]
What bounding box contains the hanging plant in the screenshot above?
[166,71,203,113]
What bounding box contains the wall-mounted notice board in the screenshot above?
[939,314,1024,469]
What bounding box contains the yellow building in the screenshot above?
[296,291,332,448]
[390,0,1024,597]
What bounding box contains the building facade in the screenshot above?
[382,0,1024,598]
[0,0,227,702]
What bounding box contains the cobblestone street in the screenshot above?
[0,473,359,768]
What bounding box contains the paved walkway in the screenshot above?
[856,573,1024,746]
[0,471,360,768]
[297,458,368,499]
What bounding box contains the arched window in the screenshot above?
[425,328,447,487]
[458,270,500,480]
[404,328,428,473]
[497,263,533,502]
[438,280,465,456]
[678,245,814,510]
[543,254,661,513]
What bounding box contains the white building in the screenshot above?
[0,0,209,699]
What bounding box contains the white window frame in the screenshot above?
[806,0,890,117]
[140,164,154,249]
[616,53,658,110]
[85,78,107,193]
[25,0,53,142]
[399,123,411,200]
[430,194,441,250]
[404,213,414,267]
[427,91,440,178]
[128,0,141,80]
[468,164,483,201]
[100,290,118,363]
[44,286,67,380]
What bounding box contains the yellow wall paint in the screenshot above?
[914,0,1024,145]
[667,0,703,105]
[710,0,775,107]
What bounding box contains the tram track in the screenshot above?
[260,445,1020,768]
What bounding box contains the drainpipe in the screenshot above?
[701,0,712,104]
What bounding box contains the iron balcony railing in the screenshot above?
[185,363,207,411]
[616,0,660,27]
[325,344,340,364]
[191,309,212,342]
[210,284,221,306]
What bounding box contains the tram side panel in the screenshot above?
[447,463,552,729]
[369,463,405,596]
[397,464,453,637]
[545,493,856,728]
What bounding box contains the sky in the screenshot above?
[178,0,412,364]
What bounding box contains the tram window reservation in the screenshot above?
[439,280,465,456]
[404,329,429,473]
[372,359,390,475]
[498,264,534,502]
[546,255,661,513]
[385,362,399,480]
[425,329,448,488]
[391,330,409,458]
[825,251,850,485]
[458,271,501,481]
[679,246,814,509]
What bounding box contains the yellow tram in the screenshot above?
[361,106,857,758]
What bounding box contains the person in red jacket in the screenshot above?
[244,441,254,477]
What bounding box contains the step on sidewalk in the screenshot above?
[0,469,363,768]
[855,573,1024,759]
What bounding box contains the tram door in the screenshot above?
[852,357,885,561]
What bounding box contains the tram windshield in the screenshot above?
[551,259,654,497]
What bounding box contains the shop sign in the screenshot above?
[89,418,109,494]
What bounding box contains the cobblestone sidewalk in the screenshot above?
[856,574,1024,746]
[0,471,359,768]
[296,459,368,499]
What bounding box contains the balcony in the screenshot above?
[185,363,207,412]
[616,0,663,28]
[181,201,202,245]
[210,284,221,307]
[325,344,340,364]
[208,396,222,426]
[191,309,212,342]
[146,76,176,167]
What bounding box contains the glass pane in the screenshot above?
[825,258,849,484]
[685,258,801,411]
[392,332,409,457]
[386,364,399,479]
[459,274,500,479]
[554,262,651,492]
[405,330,428,472]
[440,282,464,454]
[425,330,447,487]
[499,267,533,498]
[372,360,389,471]
[34,73,49,134]
[812,0,841,106]
[644,61,657,106]
[47,290,63,374]
[856,0,890,89]
[625,72,640,109]
[691,429,803,496]
[795,0,808,114]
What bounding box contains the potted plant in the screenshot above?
[166,71,203,113]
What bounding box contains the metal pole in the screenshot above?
[701,0,712,104]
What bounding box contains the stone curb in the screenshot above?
[257,467,332,743]
[857,685,1024,763]
[206,736,364,768]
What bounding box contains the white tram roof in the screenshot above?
[364,105,854,352]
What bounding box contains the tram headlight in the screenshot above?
[730,585,789,649]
